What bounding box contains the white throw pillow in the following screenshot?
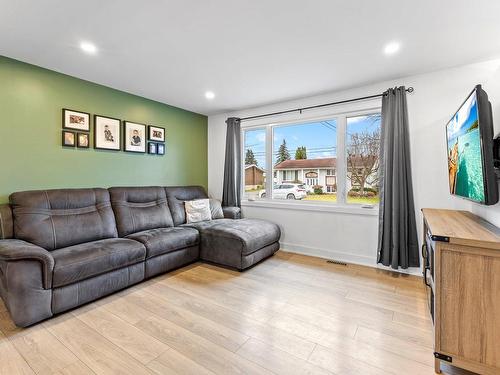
[185,199,212,223]
[209,198,224,219]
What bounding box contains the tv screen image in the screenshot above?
[446,85,498,205]
[446,91,484,202]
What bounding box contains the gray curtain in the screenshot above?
[222,117,242,207]
[377,87,419,269]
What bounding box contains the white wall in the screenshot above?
[208,58,500,273]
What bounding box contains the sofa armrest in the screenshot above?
[0,204,13,239]
[223,206,241,219]
[0,240,54,289]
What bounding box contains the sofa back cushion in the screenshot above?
[10,188,118,250]
[165,186,208,226]
[109,187,174,237]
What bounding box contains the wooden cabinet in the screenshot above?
[422,209,500,375]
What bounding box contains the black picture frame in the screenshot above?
[123,121,147,153]
[148,125,165,142]
[157,143,165,155]
[62,108,91,132]
[62,130,76,147]
[77,132,90,148]
[148,142,157,154]
[94,115,121,151]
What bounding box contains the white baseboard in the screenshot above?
[280,242,422,276]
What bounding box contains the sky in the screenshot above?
[446,92,478,147]
[244,114,381,167]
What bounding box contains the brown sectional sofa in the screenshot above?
[0,186,281,327]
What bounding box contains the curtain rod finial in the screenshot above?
[407,87,414,93]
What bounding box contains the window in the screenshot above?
[273,120,337,201]
[243,128,266,200]
[346,114,381,204]
[242,110,381,207]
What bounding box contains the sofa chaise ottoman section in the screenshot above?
[186,218,281,270]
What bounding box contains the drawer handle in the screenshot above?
[421,243,428,259]
[424,267,432,287]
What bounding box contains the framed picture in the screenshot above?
[148,125,165,142]
[94,115,121,151]
[62,109,90,131]
[77,133,90,148]
[148,142,157,154]
[157,143,165,155]
[62,131,76,147]
[124,121,146,153]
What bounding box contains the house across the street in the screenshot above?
[274,157,377,193]
[245,164,265,189]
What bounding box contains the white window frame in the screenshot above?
[241,104,381,214]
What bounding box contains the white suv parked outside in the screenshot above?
[259,183,307,200]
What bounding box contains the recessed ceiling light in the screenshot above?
[80,41,98,55]
[384,41,400,55]
[205,91,215,100]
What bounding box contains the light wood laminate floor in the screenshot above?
[0,251,475,375]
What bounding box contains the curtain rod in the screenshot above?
[239,87,414,122]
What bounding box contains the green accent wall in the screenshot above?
[0,56,207,204]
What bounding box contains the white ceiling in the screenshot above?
[1,1,500,115]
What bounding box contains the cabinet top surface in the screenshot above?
[422,208,500,250]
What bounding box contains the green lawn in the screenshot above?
[303,194,379,205]
[303,194,337,202]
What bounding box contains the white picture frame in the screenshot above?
[63,108,90,131]
[95,115,121,151]
[124,121,146,153]
[148,125,165,142]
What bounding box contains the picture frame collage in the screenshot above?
[61,108,166,155]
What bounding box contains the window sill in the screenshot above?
[241,199,379,216]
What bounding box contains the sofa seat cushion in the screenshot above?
[196,218,280,256]
[52,238,146,288]
[181,218,234,231]
[127,227,199,259]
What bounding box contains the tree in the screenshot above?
[276,139,291,165]
[346,129,380,196]
[245,149,257,166]
[295,146,307,160]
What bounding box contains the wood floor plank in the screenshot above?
[0,330,36,375]
[345,289,429,318]
[354,325,434,367]
[51,360,96,375]
[267,314,357,343]
[144,282,317,360]
[43,315,153,375]
[392,311,432,331]
[307,328,434,375]
[9,325,80,375]
[147,348,216,375]
[126,288,250,352]
[237,338,333,375]
[98,294,154,326]
[308,343,388,375]
[135,314,273,375]
[159,272,282,323]
[73,303,170,364]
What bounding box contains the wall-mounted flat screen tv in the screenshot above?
[446,85,498,205]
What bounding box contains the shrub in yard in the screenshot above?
[350,187,378,194]
[313,185,324,194]
[366,191,376,197]
[348,191,360,197]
